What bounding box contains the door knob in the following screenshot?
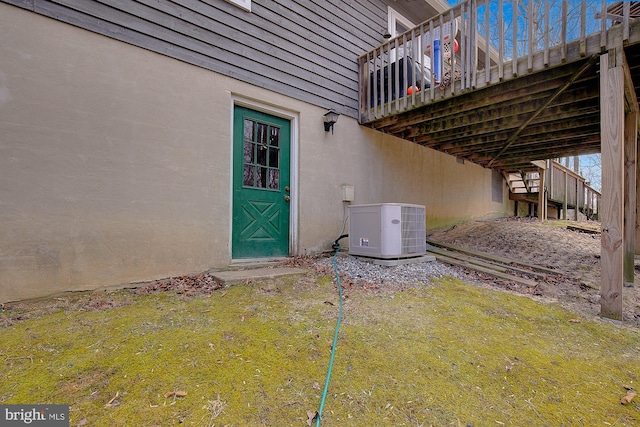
[284,195,291,201]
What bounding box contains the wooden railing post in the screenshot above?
[575,177,580,221]
[485,0,491,84]
[512,0,518,77]
[538,164,546,220]
[358,56,368,123]
[563,170,568,220]
[498,0,504,80]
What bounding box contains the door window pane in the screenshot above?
[257,123,268,146]
[244,141,254,163]
[270,127,280,147]
[257,145,267,166]
[269,147,279,168]
[258,167,267,188]
[243,165,254,186]
[269,170,279,189]
[244,119,254,142]
[242,117,282,190]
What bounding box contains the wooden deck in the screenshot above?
[358,0,640,172]
[357,1,640,320]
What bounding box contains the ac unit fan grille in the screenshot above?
[401,205,426,255]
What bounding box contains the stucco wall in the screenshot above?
[297,123,508,254]
[0,4,508,302]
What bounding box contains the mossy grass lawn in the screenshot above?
[1,274,639,426]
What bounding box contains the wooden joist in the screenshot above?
[566,224,600,234]
[427,247,508,272]
[427,247,546,280]
[429,251,539,288]
[427,239,559,275]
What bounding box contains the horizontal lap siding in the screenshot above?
[3,0,386,118]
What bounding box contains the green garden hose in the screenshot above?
[315,241,345,426]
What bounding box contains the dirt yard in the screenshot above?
[428,217,640,326]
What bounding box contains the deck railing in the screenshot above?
[546,160,600,220]
[582,182,601,220]
[507,159,601,219]
[358,0,635,124]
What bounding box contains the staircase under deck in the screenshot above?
[505,161,601,221]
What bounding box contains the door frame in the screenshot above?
[387,6,415,39]
[230,96,299,261]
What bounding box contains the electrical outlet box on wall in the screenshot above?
[341,185,354,202]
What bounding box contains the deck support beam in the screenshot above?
[623,56,639,285]
[600,48,635,321]
[636,125,640,254]
[624,109,637,285]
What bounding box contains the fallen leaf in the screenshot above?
[164,391,187,398]
[306,409,318,426]
[312,382,321,390]
[568,318,581,323]
[621,390,637,404]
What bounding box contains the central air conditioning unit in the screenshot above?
[348,203,426,260]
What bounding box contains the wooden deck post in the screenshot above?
[636,125,640,254]
[600,49,625,320]
[623,59,639,284]
[624,109,637,285]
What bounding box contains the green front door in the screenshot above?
[232,106,291,259]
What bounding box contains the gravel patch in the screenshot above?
[319,253,463,289]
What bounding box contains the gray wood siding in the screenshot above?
[4,0,389,118]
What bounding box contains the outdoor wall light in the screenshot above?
[324,109,340,134]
